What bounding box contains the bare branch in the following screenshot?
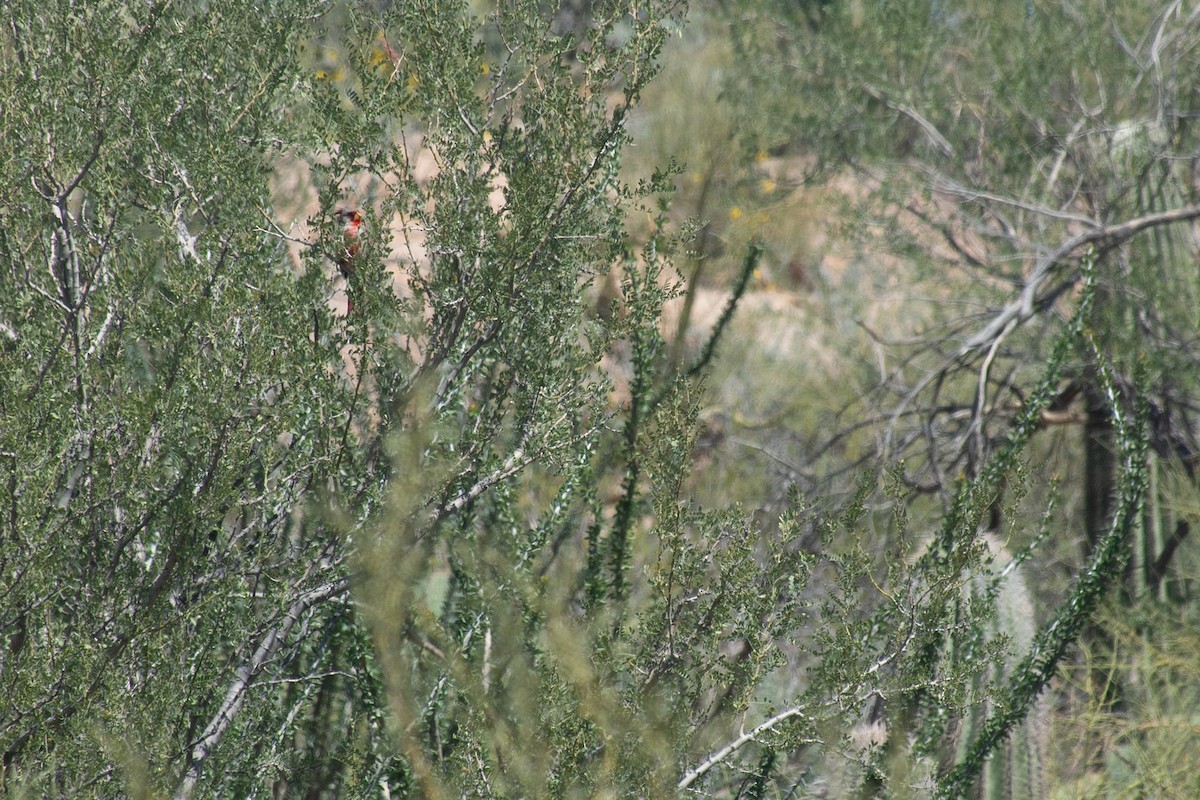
[678,706,814,790]
[931,178,1100,229]
[883,204,1200,457]
[432,447,531,523]
[863,84,955,158]
[173,577,350,800]
[960,203,1200,356]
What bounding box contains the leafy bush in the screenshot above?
[0,1,1164,798]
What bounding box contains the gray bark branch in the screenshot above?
[173,577,350,800]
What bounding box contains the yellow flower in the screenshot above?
[368,33,400,73]
[729,207,743,221]
[760,179,776,194]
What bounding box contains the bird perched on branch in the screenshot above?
[334,208,364,312]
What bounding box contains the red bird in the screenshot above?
[334,208,363,312]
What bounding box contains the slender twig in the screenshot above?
[930,178,1099,228]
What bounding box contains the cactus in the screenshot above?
[953,534,1046,800]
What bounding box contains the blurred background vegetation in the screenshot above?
[4,0,1200,797]
[632,1,1200,796]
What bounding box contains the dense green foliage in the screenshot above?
[2,1,1198,798]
